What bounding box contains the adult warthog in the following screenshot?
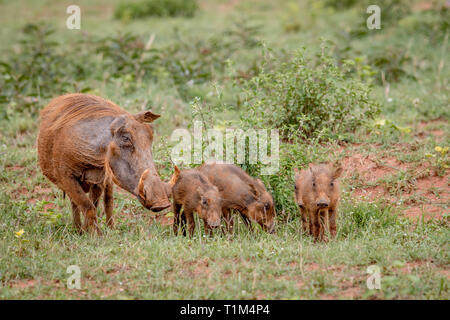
[37,93,170,235]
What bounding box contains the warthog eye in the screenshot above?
[120,134,133,147]
[264,203,270,210]
[202,199,208,206]
[294,185,297,191]
[330,182,334,187]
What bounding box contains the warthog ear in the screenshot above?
[249,183,260,199]
[110,115,127,136]
[332,162,343,179]
[134,110,161,123]
[169,165,180,185]
[197,187,208,205]
[255,178,265,189]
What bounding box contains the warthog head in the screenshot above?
[247,179,276,233]
[196,185,222,228]
[105,110,170,212]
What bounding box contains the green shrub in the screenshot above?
[240,44,381,140]
[368,46,414,84]
[321,0,358,10]
[114,0,198,20]
[0,24,91,119]
[161,22,261,101]
[96,33,160,82]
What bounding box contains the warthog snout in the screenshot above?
[264,221,276,234]
[137,169,171,212]
[316,201,329,208]
[207,218,221,228]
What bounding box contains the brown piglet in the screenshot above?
[294,163,342,241]
[170,166,222,237]
[199,163,276,233]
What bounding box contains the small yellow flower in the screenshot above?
[435,146,449,156]
[15,229,25,238]
[374,119,386,127]
[425,153,434,158]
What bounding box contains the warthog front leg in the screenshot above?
[204,221,214,237]
[103,180,114,228]
[70,200,82,234]
[172,202,183,236]
[61,176,101,235]
[222,208,234,234]
[240,212,253,232]
[319,208,329,242]
[329,208,337,238]
[300,207,309,235]
[185,210,195,237]
[310,211,321,242]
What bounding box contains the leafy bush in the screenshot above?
[240,44,381,140]
[398,6,450,43]
[114,0,198,20]
[161,22,261,101]
[321,0,358,10]
[0,24,91,118]
[368,46,414,84]
[96,33,159,82]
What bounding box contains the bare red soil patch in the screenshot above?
[6,165,25,171]
[343,146,449,221]
[416,119,448,141]
[342,153,396,183]
[8,278,62,290]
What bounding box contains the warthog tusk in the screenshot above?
[138,169,150,199]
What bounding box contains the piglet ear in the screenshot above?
[332,162,343,179]
[249,183,260,198]
[169,165,180,186]
[294,167,299,175]
[255,178,265,188]
[197,186,205,195]
[134,110,160,123]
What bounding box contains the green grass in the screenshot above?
[0,0,449,299]
[0,193,448,299]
